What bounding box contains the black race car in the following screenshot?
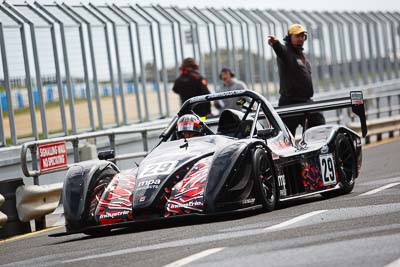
[57,90,367,236]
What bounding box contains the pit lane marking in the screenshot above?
[0,226,62,244]
[163,247,225,267]
[263,210,328,231]
[359,182,400,196]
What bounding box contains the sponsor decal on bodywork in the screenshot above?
[189,89,247,103]
[319,153,337,186]
[350,91,364,105]
[99,210,130,220]
[165,157,212,216]
[269,139,291,151]
[301,161,324,191]
[301,154,337,192]
[168,200,203,209]
[241,198,255,205]
[138,161,178,179]
[137,179,161,190]
[96,171,136,225]
[277,174,287,197]
[320,145,329,154]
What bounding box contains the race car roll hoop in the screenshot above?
[177,89,367,137]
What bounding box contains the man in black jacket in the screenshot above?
[172,58,211,117]
[268,24,325,135]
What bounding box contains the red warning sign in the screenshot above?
[38,141,68,172]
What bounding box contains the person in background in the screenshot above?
[267,24,325,135]
[172,58,211,117]
[215,67,247,111]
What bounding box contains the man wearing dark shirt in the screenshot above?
[172,58,211,117]
[268,24,325,135]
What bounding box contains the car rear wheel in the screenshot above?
[321,134,356,198]
[336,134,356,194]
[253,148,277,212]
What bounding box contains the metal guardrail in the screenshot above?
[16,182,63,223]
[348,115,400,144]
[0,3,399,146]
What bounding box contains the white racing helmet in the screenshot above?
[177,114,202,137]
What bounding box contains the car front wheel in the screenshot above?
[83,167,117,236]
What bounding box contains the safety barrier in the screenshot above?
[348,115,400,144]
[364,92,400,120]
[15,183,63,222]
[0,194,6,227]
[0,178,32,238]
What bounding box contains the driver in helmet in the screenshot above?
[177,114,203,139]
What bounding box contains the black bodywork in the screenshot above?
[57,90,366,236]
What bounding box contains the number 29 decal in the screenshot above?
[319,154,336,186]
[139,161,178,178]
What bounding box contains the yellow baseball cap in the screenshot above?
[288,24,307,35]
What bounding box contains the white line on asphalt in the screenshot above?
[359,182,400,196]
[384,257,400,267]
[63,210,328,264]
[263,210,328,231]
[163,247,225,267]
[359,176,400,187]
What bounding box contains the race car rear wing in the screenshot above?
[275,91,367,137]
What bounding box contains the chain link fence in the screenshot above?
[0,2,399,146]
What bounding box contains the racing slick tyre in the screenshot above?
[252,148,277,212]
[83,167,117,236]
[321,134,356,198]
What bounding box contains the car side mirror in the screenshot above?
[98,150,115,160]
[257,128,277,139]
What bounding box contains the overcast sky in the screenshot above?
[6,0,400,12]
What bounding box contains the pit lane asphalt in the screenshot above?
[1,139,400,267]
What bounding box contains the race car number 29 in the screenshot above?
[140,161,178,178]
[319,154,336,186]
